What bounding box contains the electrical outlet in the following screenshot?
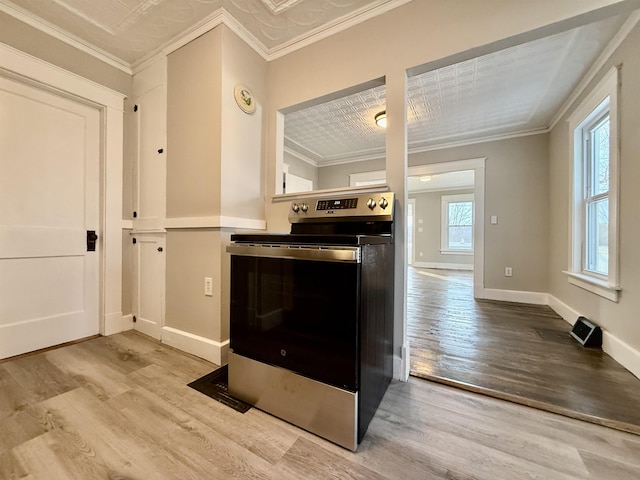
[505,267,513,277]
[204,277,213,296]
[419,252,423,257]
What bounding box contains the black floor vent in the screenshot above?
[570,317,602,348]
[188,365,252,413]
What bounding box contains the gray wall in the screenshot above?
[410,189,475,268]
[283,151,318,189]
[167,28,223,218]
[318,158,385,190]
[549,21,640,357]
[165,25,267,345]
[0,13,131,95]
[409,134,550,293]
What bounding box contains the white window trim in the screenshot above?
[441,193,474,254]
[565,66,620,302]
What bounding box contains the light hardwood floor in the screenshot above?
[407,266,640,435]
[2,331,640,479]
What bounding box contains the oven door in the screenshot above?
[228,244,361,391]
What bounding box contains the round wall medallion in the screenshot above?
[234,84,256,114]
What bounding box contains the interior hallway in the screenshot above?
[407,266,640,435]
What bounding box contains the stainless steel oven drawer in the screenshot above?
[228,351,358,451]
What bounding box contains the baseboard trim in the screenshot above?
[412,261,473,271]
[393,355,404,382]
[161,326,228,366]
[481,288,548,305]
[603,333,640,380]
[133,317,160,340]
[103,312,132,336]
[547,295,580,325]
[547,294,640,380]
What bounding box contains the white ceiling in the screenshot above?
[1,0,405,66]
[284,13,628,166]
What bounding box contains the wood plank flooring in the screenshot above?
[2,331,640,479]
[407,266,640,435]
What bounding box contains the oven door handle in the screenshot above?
[226,244,361,263]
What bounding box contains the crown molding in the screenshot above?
[318,150,386,167]
[550,8,640,129]
[407,127,550,154]
[265,0,411,61]
[283,146,318,168]
[133,7,270,73]
[284,125,552,168]
[0,0,132,74]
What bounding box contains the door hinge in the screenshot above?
[133,315,137,323]
[132,238,137,244]
[133,211,137,218]
[134,104,138,112]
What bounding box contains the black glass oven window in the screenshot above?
[230,256,360,391]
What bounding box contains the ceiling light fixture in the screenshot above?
[419,175,432,182]
[374,111,387,128]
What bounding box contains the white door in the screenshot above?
[0,76,100,359]
[132,234,164,339]
[135,84,166,227]
[131,81,166,340]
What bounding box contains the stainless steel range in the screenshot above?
[226,192,394,451]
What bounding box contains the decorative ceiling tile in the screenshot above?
[3,0,395,63]
[284,83,387,162]
[260,0,304,15]
[283,13,625,164]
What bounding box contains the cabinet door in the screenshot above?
[132,234,165,340]
[134,84,166,229]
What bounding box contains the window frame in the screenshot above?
[565,67,620,302]
[582,112,610,277]
[440,193,474,255]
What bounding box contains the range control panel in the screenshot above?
[289,192,394,223]
[316,198,358,210]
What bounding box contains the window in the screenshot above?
[441,194,473,253]
[566,67,620,301]
[584,114,610,276]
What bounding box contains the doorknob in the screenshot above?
[87,230,98,252]
[157,247,163,252]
